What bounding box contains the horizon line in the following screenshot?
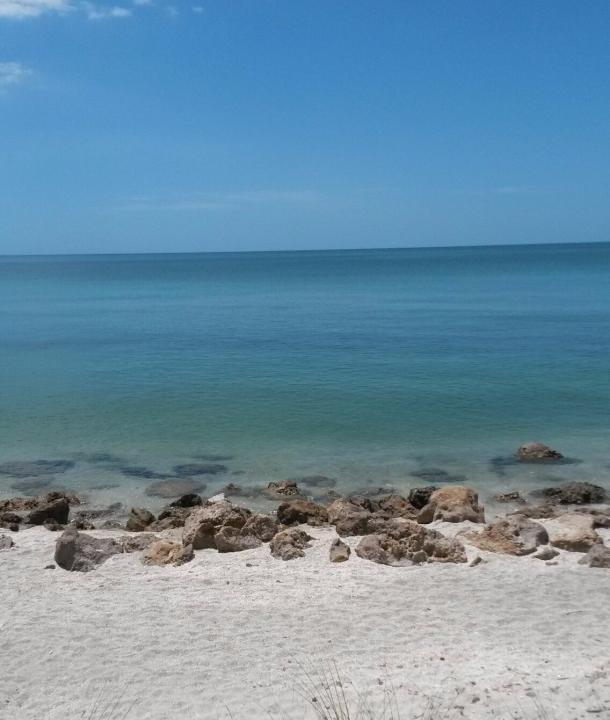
[0,238,608,259]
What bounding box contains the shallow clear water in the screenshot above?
[1,243,609,511]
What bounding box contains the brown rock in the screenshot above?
[493,491,526,504]
[182,500,250,549]
[27,498,70,526]
[417,486,485,524]
[326,498,372,536]
[516,442,564,461]
[534,546,559,561]
[537,482,606,505]
[119,533,160,553]
[214,526,262,553]
[54,528,122,572]
[276,499,328,526]
[142,540,194,566]
[462,515,548,556]
[355,518,467,566]
[269,528,313,560]
[408,486,438,510]
[126,507,155,532]
[264,480,302,500]
[241,513,278,542]
[146,479,206,499]
[329,537,350,563]
[545,513,601,552]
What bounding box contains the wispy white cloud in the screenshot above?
[0,0,71,19]
[83,2,130,19]
[0,61,33,89]
[118,190,321,212]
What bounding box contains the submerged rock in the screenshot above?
[276,499,328,526]
[355,518,467,566]
[182,500,250,550]
[146,479,206,499]
[516,442,564,461]
[192,454,234,462]
[0,459,74,478]
[297,475,337,488]
[222,483,263,500]
[536,482,606,505]
[410,468,468,484]
[462,515,548,556]
[264,480,302,500]
[120,466,175,480]
[545,513,601,552]
[493,491,526,505]
[9,476,55,494]
[329,537,350,563]
[126,507,155,532]
[169,493,203,508]
[173,463,227,477]
[142,540,194,566]
[269,527,313,561]
[417,486,485,524]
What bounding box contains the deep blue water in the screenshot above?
[1,243,609,509]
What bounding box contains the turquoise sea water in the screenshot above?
[1,243,609,511]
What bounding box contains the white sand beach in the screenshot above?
[1,522,609,720]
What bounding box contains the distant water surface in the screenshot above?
[1,243,609,510]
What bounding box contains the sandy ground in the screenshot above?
[1,523,609,720]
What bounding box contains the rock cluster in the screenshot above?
[462,515,548,556]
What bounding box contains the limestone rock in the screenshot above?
[462,515,548,556]
[276,499,328,526]
[173,463,227,477]
[417,486,485,524]
[516,442,563,461]
[119,533,160,553]
[169,493,203,508]
[264,480,302,500]
[578,543,610,568]
[534,546,559,561]
[355,518,467,566]
[54,527,121,572]
[493,491,526,505]
[545,513,601,552]
[329,537,350,563]
[182,500,250,549]
[408,485,439,510]
[142,540,194,566]
[326,498,372,536]
[538,482,606,505]
[0,535,14,550]
[27,498,70,526]
[241,513,278,542]
[269,528,313,560]
[126,507,155,532]
[214,526,262,553]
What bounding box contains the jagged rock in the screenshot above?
[578,543,610,568]
[494,491,526,504]
[355,519,467,566]
[264,480,302,500]
[534,546,559,560]
[27,498,70,526]
[173,463,227,477]
[516,442,563,461]
[54,528,122,572]
[329,537,350,563]
[222,483,263,499]
[462,515,548,556]
[352,486,398,498]
[0,511,22,531]
[169,493,203,508]
[326,498,373,536]
[276,499,328,526]
[408,486,439,510]
[214,526,262,553]
[269,528,313,560]
[0,535,14,550]
[146,479,206,499]
[71,518,95,530]
[511,503,559,519]
[376,494,418,519]
[241,513,278,542]
[43,518,64,532]
[182,500,250,549]
[417,486,485,524]
[126,507,155,532]
[537,482,606,505]
[148,506,192,531]
[119,534,160,553]
[0,459,74,478]
[545,513,601,552]
[142,540,194,566]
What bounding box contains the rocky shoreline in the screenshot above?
[2,442,609,572]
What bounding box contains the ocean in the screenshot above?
[1,242,609,512]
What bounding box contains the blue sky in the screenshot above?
[1,0,609,254]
